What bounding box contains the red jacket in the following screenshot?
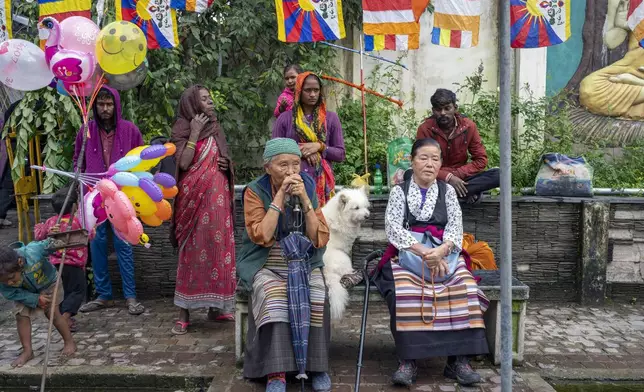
[416,114,488,181]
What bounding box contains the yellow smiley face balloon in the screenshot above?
[96,21,147,75]
[122,186,157,216]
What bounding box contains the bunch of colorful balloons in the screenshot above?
[84,143,178,247]
[0,16,148,93]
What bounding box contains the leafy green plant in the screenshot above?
[455,64,643,190]
[585,140,644,189]
[4,0,366,189]
[454,63,574,188]
[4,89,81,192]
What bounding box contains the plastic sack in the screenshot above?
[350,173,371,193]
[534,153,593,197]
[387,137,413,187]
[462,233,497,271]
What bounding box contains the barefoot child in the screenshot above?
[34,186,90,332]
[0,239,76,367]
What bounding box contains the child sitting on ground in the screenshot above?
[0,239,76,367]
[34,186,90,333]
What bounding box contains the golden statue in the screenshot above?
[580,0,644,119]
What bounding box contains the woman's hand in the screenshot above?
[218,157,229,171]
[407,244,450,278]
[279,173,302,193]
[422,247,445,266]
[289,178,309,201]
[299,142,321,158]
[306,153,321,167]
[429,259,450,278]
[190,113,209,135]
[278,174,309,203]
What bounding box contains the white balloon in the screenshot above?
[84,189,99,231]
[0,39,55,91]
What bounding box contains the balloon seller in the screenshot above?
[73,86,147,316]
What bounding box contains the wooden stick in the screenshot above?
[320,75,404,108]
[41,204,78,392]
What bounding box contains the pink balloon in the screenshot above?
[92,192,102,209]
[85,189,107,229]
[60,17,100,54]
[62,81,95,97]
[96,179,143,245]
[57,66,103,97]
[124,219,144,244]
[50,50,96,84]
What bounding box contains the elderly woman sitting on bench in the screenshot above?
[237,138,332,392]
[372,138,490,386]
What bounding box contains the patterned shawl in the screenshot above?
[291,72,335,205]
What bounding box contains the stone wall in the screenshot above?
[25,195,643,304]
[351,197,581,302]
[607,204,644,299]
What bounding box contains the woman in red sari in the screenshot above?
[170,85,236,335]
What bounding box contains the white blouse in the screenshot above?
[384,178,463,253]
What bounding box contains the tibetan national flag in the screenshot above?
[170,0,214,13]
[510,0,571,48]
[627,0,644,48]
[38,0,91,41]
[363,0,428,36]
[364,34,419,51]
[117,0,180,49]
[1,0,12,43]
[275,0,346,43]
[431,0,481,48]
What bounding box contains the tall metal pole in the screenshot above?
[498,1,513,391]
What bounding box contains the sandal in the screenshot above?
[127,301,145,316]
[215,313,234,322]
[171,320,190,335]
[79,299,114,313]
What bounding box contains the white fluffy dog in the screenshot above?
[322,187,371,320]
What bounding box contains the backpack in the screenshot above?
[149,136,176,178]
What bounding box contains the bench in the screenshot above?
[234,254,529,367]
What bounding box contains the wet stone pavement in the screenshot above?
[1,297,643,391]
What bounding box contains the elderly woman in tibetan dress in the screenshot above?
[372,138,490,387]
[237,138,332,392]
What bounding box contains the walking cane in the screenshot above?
[354,250,383,392]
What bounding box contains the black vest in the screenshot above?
[398,171,448,230]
